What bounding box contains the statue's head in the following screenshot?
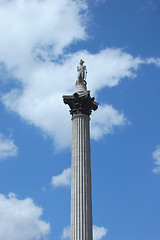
[80,59,84,65]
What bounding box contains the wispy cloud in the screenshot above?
[0,132,18,160]
[152,145,160,173]
[51,168,71,187]
[142,0,157,11]
[0,193,50,240]
[61,225,70,239]
[94,0,107,4]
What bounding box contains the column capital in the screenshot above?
[63,90,98,117]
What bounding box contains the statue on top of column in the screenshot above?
[76,59,87,85]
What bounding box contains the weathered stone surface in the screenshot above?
[71,114,92,240]
[63,91,98,117]
[74,83,87,93]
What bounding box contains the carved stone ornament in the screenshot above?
[63,91,98,116]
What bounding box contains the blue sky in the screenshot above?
[0,0,160,239]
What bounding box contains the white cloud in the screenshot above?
[0,193,50,240]
[152,145,160,173]
[0,132,18,160]
[0,0,160,150]
[61,225,70,239]
[0,0,87,70]
[91,104,128,140]
[51,168,71,187]
[1,48,148,150]
[145,57,160,67]
[61,225,108,240]
[93,225,108,240]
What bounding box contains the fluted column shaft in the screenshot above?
[71,114,93,240]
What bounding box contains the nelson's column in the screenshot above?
[63,60,98,240]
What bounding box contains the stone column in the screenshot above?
[63,91,98,240]
[71,114,92,240]
[63,60,98,240]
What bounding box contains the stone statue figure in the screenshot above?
[76,59,87,85]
